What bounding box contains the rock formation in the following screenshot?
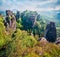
[44,22,57,42]
[4,10,16,31]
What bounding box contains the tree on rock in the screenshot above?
[15,11,20,21]
[21,11,37,31]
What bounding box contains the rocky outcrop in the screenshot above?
[55,37,60,45]
[44,22,57,42]
[4,10,16,31]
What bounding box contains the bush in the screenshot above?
[0,22,11,49]
[25,52,40,57]
[57,27,60,37]
[7,29,37,57]
[0,17,3,22]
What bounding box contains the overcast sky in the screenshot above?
[0,0,60,11]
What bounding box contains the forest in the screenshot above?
[0,10,60,57]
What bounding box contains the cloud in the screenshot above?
[56,0,60,5]
[0,0,59,11]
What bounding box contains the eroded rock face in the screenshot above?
[4,10,16,31]
[44,22,57,42]
[11,15,16,30]
[55,37,60,44]
[39,37,48,46]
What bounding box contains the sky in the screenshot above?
[0,0,60,12]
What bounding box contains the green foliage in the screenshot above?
[14,29,37,48]
[21,10,38,31]
[6,29,37,57]
[7,34,60,57]
[57,27,60,37]
[43,52,52,57]
[20,10,46,37]
[32,21,41,37]
[0,22,11,49]
[25,53,40,57]
[0,17,3,22]
[32,19,46,37]
[0,11,60,57]
[16,18,23,29]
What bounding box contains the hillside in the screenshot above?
[0,10,60,57]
